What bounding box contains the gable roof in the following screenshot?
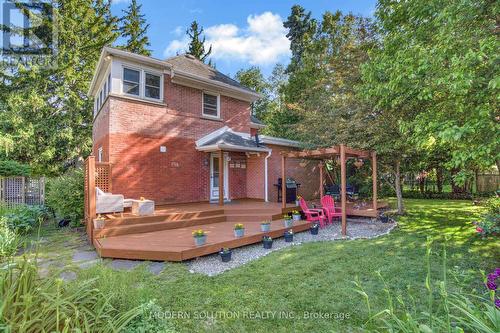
[166,54,255,94]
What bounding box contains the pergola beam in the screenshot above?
[281,145,370,159]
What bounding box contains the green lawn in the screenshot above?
[25,199,500,332]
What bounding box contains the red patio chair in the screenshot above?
[320,195,342,225]
[299,198,327,228]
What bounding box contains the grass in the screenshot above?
[15,199,500,332]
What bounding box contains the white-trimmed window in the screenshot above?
[145,72,161,99]
[123,67,140,96]
[103,81,107,99]
[107,73,111,94]
[202,92,220,118]
[97,147,103,162]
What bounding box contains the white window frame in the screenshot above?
[107,73,111,94]
[122,66,141,97]
[202,92,220,119]
[97,147,103,162]
[143,70,163,102]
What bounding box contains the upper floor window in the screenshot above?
[107,73,111,93]
[123,67,140,96]
[203,92,219,118]
[145,72,160,99]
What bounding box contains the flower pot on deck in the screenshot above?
[260,223,271,232]
[292,214,301,221]
[310,224,319,235]
[283,219,293,228]
[380,215,389,223]
[194,235,207,246]
[93,218,105,229]
[234,228,245,238]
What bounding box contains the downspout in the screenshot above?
[264,150,272,202]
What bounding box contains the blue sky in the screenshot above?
[111,0,377,77]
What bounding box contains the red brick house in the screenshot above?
[88,47,318,205]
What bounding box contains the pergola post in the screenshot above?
[281,155,286,209]
[219,150,224,206]
[340,144,347,237]
[371,151,377,211]
[319,161,324,198]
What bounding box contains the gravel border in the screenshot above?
[186,218,397,276]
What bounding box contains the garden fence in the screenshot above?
[0,176,45,207]
[476,174,499,193]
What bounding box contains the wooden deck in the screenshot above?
[93,199,388,261]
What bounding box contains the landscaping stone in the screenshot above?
[72,250,99,262]
[60,271,77,282]
[109,259,141,271]
[186,218,397,276]
[148,261,166,275]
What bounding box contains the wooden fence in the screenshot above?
[0,176,45,207]
[477,174,499,193]
[84,156,112,242]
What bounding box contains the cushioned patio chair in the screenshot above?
[320,195,342,224]
[96,187,124,214]
[299,198,327,228]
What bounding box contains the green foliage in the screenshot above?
[186,21,212,63]
[235,66,270,120]
[353,239,500,332]
[0,0,118,175]
[123,299,177,333]
[0,218,20,258]
[475,197,500,237]
[119,0,151,56]
[0,160,30,177]
[46,168,84,224]
[283,5,317,70]
[0,256,141,332]
[0,204,49,234]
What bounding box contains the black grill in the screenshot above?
[274,178,301,203]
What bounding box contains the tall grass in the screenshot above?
[0,256,141,332]
[353,238,500,332]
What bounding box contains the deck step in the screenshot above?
[224,214,275,222]
[94,214,227,238]
[104,209,224,227]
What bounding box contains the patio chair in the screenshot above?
[299,198,327,228]
[320,195,342,224]
[96,187,124,214]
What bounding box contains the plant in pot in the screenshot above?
[192,229,207,246]
[262,235,273,249]
[260,220,271,232]
[292,210,301,221]
[295,195,302,206]
[284,229,294,242]
[93,214,105,229]
[219,248,232,262]
[234,223,245,237]
[283,214,293,228]
[310,223,319,235]
[379,213,389,223]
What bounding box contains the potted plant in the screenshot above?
[260,220,271,232]
[192,229,207,246]
[234,223,245,237]
[93,214,106,229]
[380,214,389,223]
[292,210,301,221]
[283,214,293,228]
[219,248,232,262]
[310,223,319,235]
[284,229,294,242]
[295,195,302,206]
[262,235,273,249]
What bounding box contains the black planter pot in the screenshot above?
[310,225,319,235]
[263,240,273,249]
[284,233,294,242]
[380,215,389,223]
[220,251,232,262]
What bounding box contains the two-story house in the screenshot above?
[88,47,318,205]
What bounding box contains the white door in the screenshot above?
[210,153,229,201]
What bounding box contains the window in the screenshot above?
[97,147,103,162]
[145,72,161,99]
[107,73,111,94]
[103,81,107,99]
[203,93,219,117]
[100,89,103,108]
[123,68,140,96]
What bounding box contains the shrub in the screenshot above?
[46,168,84,225]
[0,204,49,234]
[0,256,141,332]
[0,218,20,258]
[123,299,177,333]
[473,197,500,237]
[0,160,30,177]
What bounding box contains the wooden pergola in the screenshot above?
[281,144,377,237]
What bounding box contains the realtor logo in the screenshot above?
[0,0,58,67]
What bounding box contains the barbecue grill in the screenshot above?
[274,178,301,203]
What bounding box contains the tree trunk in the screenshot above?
[394,161,405,214]
[436,167,443,193]
[419,175,425,194]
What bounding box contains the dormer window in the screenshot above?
[203,92,220,118]
[123,67,140,96]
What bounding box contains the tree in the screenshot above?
[235,67,270,120]
[362,0,500,183]
[283,5,317,71]
[118,0,151,56]
[0,0,118,175]
[186,21,212,63]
